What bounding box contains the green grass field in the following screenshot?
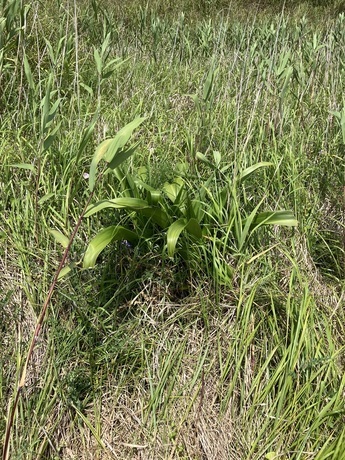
[1,0,344,458]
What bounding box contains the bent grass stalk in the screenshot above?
[2,189,95,460]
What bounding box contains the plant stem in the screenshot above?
[2,190,95,460]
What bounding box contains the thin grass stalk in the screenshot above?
[2,189,96,460]
[343,185,345,276]
[73,0,80,118]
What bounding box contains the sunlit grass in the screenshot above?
[1,0,344,458]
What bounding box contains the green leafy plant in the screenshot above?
[83,148,297,282]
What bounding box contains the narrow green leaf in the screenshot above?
[9,163,35,172]
[38,192,54,204]
[89,118,145,191]
[45,98,61,127]
[83,226,139,268]
[239,162,273,182]
[44,37,56,64]
[104,58,123,70]
[93,47,102,74]
[237,201,263,251]
[58,262,77,280]
[89,138,112,191]
[49,229,69,248]
[203,61,217,102]
[106,142,140,172]
[43,122,61,151]
[246,244,279,264]
[80,82,94,96]
[85,197,149,217]
[101,33,111,57]
[41,76,52,133]
[77,115,98,162]
[23,53,35,91]
[102,56,129,75]
[103,117,146,163]
[251,210,298,229]
[196,151,215,169]
[71,403,106,449]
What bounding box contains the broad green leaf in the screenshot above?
[185,218,202,239]
[190,199,204,222]
[58,262,77,280]
[146,189,162,205]
[213,150,221,167]
[49,229,69,248]
[196,151,215,169]
[43,134,55,151]
[85,197,149,217]
[167,218,188,258]
[251,210,298,229]
[85,198,168,227]
[137,166,148,181]
[167,218,202,258]
[329,110,341,120]
[163,177,184,203]
[83,226,139,268]
[187,93,199,105]
[176,162,189,175]
[239,162,273,182]
[141,207,169,228]
[265,453,278,460]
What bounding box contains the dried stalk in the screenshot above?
[2,191,95,460]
